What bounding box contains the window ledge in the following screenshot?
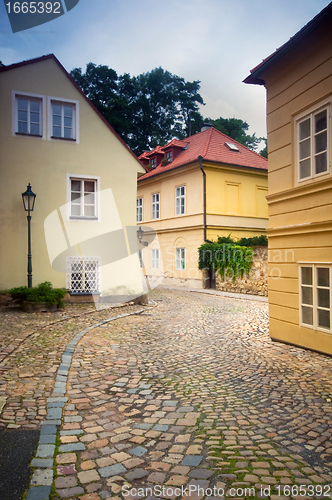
[15,132,42,138]
[51,136,76,142]
[69,216,98,221]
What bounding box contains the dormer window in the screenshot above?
[151,157,157,168]
[166,150,173,162]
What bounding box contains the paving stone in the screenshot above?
[99,463,127,477]
[30,468,54,486]
[188,469,214,479]
[181,455,203,466]
[125,468,149,481]
[129,446,148,456]
[26,486,52,500]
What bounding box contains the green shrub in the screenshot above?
[8,281,67,308]
[217,234,268,247]
[198,242,253,281]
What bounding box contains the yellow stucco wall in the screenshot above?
[258,18,332,353]
[137,160,268,284]
[0,57,145,295]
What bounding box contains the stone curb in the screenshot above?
[26,307,151,500]
[157,285,268,302]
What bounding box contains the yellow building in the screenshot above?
[0,54,145,304]
[137,126,268,288]
[244,4,332,353]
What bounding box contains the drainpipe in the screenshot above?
[199,156,215,289]
[198,155,213,243]
[198,155,207,241]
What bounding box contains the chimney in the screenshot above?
[201,123,213,132]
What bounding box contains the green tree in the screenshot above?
[206,116,261,151]
[259,138,268,158]
[70,63,205,155]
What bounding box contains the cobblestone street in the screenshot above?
[1,288,332,500]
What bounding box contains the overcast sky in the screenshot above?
[0,0,330,143]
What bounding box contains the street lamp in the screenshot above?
[137,226,148,246]
[22,183,36,288]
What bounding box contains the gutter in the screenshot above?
[198,155,213,243]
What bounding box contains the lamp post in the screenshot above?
[22,183,36,288]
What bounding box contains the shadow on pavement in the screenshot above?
[0,429,40,500]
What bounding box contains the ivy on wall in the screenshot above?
[198,241,254,281]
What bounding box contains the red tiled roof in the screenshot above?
[0,54,142,166]
[138,127,267,181]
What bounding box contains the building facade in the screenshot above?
[244,3,332,353]
[0,55,145,303]
[137,126,268,288]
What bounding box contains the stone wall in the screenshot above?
[214,246,268,296]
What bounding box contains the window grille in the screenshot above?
[67,257,100,294]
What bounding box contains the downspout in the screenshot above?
[198,155,207,241]
[198,155,213,243]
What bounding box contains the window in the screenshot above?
[176,248,186,270]
[138,249,143,268]
[297,105,329,181]
[68,176,98,219]
[48,97,79,141]
[52,101,75,139]
[152,249,159,269]
[67,257,100,294]
[15,95,42,136]
[300,264,331,332]
[152,193,160,219]
[166,150,173,162]
[137,198,143,222]
[151,157,157,168]
[176,186,185,215]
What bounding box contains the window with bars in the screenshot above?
[176,185,186,215]
[297,105,330,181]
[152,193,160,219]
[152,248,159,269]
[70,177,97,218]
[176,248,186,270]
[137,198,143,222]
[67,257,100,294]
[51,100,76,140]
[15,95,41,136]
[300,264,331,332]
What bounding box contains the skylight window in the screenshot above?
[225,142,239,152]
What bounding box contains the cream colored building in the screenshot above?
[0,54,145,304]
[137,126,268,288]
[244,3,332,353]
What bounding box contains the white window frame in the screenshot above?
[299,263,331,333]
[166,150,173,162]
[176,185,186,215]
[150,157,157,168]
[48,96,79,142]
[296,101,330,183]
[66,174,100,221]
[66,256,101,294]
[152,248,159,269]
[12,91,46,139]
[176,248,186,271]
[137,197,143,222]
[152,193,160,219]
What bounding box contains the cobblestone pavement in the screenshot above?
[1,289,332,500]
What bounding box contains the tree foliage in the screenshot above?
[206,116,261,150]
[70,63,204,155]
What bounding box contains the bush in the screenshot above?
[217,234,268,247]
[8,281,67,308]
[198,242,253,281]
